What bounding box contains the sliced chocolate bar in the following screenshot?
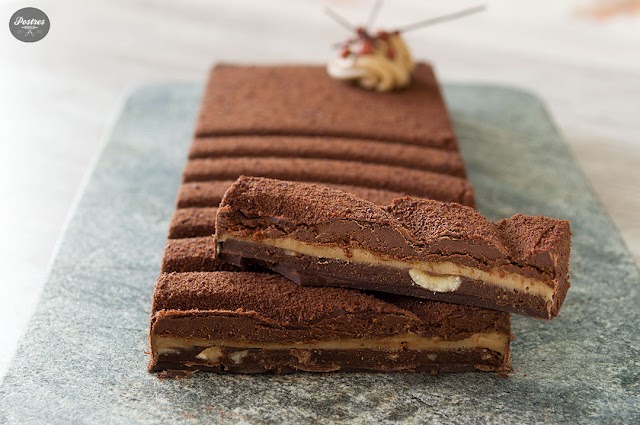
[195,63,457,150]
[149,271,511,373]
[216,177,572,320]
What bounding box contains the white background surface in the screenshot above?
[0,0,639,379]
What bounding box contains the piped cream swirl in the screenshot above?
[327,32,415,92]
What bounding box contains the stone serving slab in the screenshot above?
[1,84,638,424]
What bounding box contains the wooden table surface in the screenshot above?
[1,0,638,378]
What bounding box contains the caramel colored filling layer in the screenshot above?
[155,332,510,360]
[218,235,555,302]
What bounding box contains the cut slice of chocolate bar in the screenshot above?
[216,177,572,320]
[148,271,512,374]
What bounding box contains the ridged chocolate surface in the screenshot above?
[183,157,474,206]
[189,136,465,176]
[161,237,239,273]
[177,181,236,208]
[168,207,217,239]
[195,63,457,150]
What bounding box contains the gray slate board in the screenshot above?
[1,84,638,425]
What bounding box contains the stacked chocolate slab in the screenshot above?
[149,63,513,374]
[216,177,571,320]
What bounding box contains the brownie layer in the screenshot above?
[195,63,457,150]
[189,136,466,176]
[152,347,505,374]
[149,272,511,373]
[216,177,572,319]
[183,157,474,206]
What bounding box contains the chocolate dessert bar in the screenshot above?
[195,63,457,150]
[148,62,504,375]
[148,272,512,373]
[216,177,572,319]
